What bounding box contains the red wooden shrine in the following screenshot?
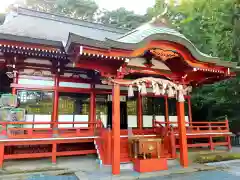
[0,7,237,175]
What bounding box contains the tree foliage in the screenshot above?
[97,8,148,29]
[24,0,147,28]
[145,0,240,131]
[25,0,98,20]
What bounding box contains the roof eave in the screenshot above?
[0,33,64,48]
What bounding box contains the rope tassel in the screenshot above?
[128,85,134,97]
[141,83,147,95]
[154,83,160,95]
[167,86,175,97]
[178,85,185,102]
[160,83,167,95]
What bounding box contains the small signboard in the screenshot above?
[0,94,18,107]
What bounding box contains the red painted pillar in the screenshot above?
[164,96,169,128]
[0,144,4,169]
[112,83,120,175]
[177,101,188,167]
[170,128,177,158]
[187,97,192,126]
[107,129,112,164]
[209,136,214,151]
[52,75,59,135]
[89,84,96,130]
[12,72,18,95]
[225,118,232,151]
[52,143,57,164]
[137,92,143,130]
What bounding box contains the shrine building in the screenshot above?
[0,7,237,174]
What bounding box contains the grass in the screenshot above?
[175,148,240,164]
[193,152,240,164]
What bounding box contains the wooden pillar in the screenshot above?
[209,136,214,151]
[12,72,18,95]
[52,75,59,135]
[187,97,192,126]
[89,84,96,130]
[164,96,169,128]
[177,101,188,167]
[137,92,143,130]
[225,118,232,151]
[107,129,112,164]
[0,144,4,169]
[52,143,57,164]
[112,83,120,175]
[170,128,177,158]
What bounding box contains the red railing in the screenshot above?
[0,121,103,139]
[153,120,230,134]
[153,119,232,153]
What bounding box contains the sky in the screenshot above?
[95,0,155,14]
[0,0,155,15]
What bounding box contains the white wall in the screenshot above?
[18,78,54,86]
[143,115,190,128]
[128,115,137,128]
[18,78,91,89]
[169,116,189,127]
[24,114,51,128]
[24,114,90,128]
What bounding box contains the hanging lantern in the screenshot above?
[128,85,134,97]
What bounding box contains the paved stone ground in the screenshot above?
[1,147,240,180]
[0,156,218,180]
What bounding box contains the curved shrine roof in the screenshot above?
[0,7,127,47]
[0,7,237,68]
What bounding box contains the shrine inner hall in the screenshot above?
[0,7,237,175]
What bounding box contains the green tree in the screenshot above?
[233,0,240,63]
[98,7,148,29]
[25,0,98,20]
[146,0,166,19]
[24,0,147,28]
[149,0,240,130]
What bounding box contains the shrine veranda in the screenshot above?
[0,7,237,175]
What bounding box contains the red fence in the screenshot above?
[0,121,103,139]
[153,120,230,134]
[153,119,231,151]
